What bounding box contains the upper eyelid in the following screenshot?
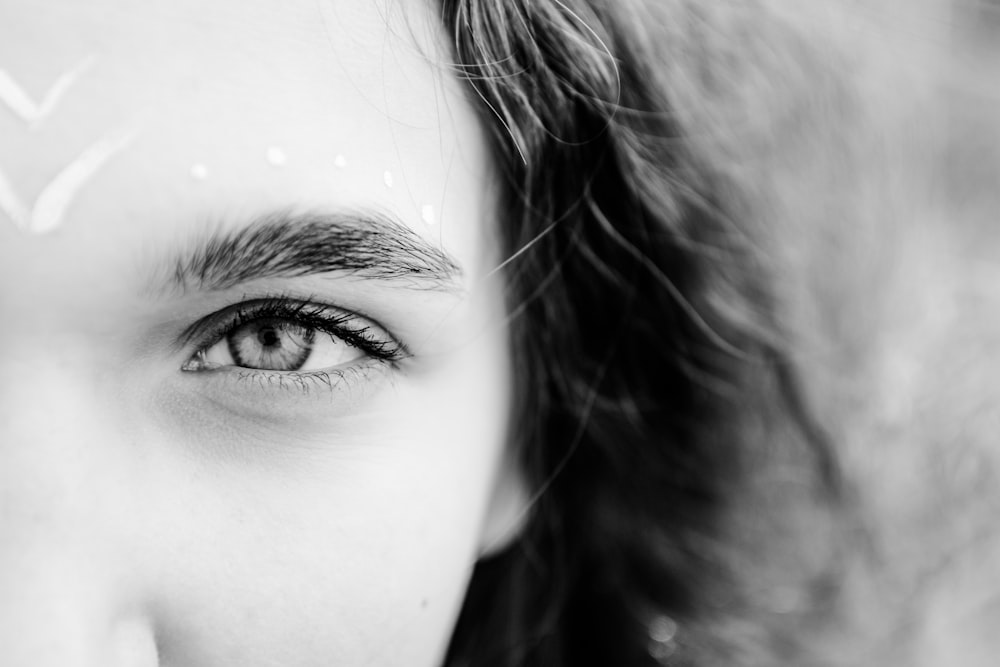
[176,297,406,356]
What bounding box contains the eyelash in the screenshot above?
[180,297,408,390]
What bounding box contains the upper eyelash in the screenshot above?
[182,297,408,365]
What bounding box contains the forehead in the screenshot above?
[0,0,445,116]
[0,0,490,291]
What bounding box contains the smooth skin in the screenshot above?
[5,1,1000,666]
[0,1,522,665]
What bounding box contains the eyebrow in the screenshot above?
[163,209,463,293]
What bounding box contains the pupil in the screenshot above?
[258,327,281,348]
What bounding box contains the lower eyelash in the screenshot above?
[177,359,397,421]
[229,361,385,396]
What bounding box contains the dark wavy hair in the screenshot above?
[436,1,848,666]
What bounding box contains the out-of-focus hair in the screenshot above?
[437,1,851,665]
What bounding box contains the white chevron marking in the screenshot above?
[0,127,137,234]
[0,56,96,128]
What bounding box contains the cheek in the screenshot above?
[143,473,478,665]
[131,305,511,666]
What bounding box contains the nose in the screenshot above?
[0,559,160,667]
[0,368,160,667]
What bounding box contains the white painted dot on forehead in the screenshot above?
[421,204,436,226]
[190,164,208,181]
[383,171,394,188]
[266,147,287,167]
[334,155,347,168]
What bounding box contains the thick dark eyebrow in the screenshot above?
[164,209,463,293]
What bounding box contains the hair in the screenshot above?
[433,1,858,666]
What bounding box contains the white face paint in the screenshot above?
[189,163,208,181]
[265,146,287,167]
[0,125,136,235]
[0,56,136,234]
[0,55,95,129]
[0,2,518,666]
[421,204,436,226]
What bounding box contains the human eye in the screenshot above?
[179,297,407,392]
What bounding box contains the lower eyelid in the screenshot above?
[182,356,396,407]
[234,368,352,393]
[163,360,398,444]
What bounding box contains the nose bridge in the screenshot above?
[1,555,109,664]
[0,365,107,539]
[0,369,158,666]
[0,352,137,567]
[0,554,159,667]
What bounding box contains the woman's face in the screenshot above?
[0,1,518,665]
